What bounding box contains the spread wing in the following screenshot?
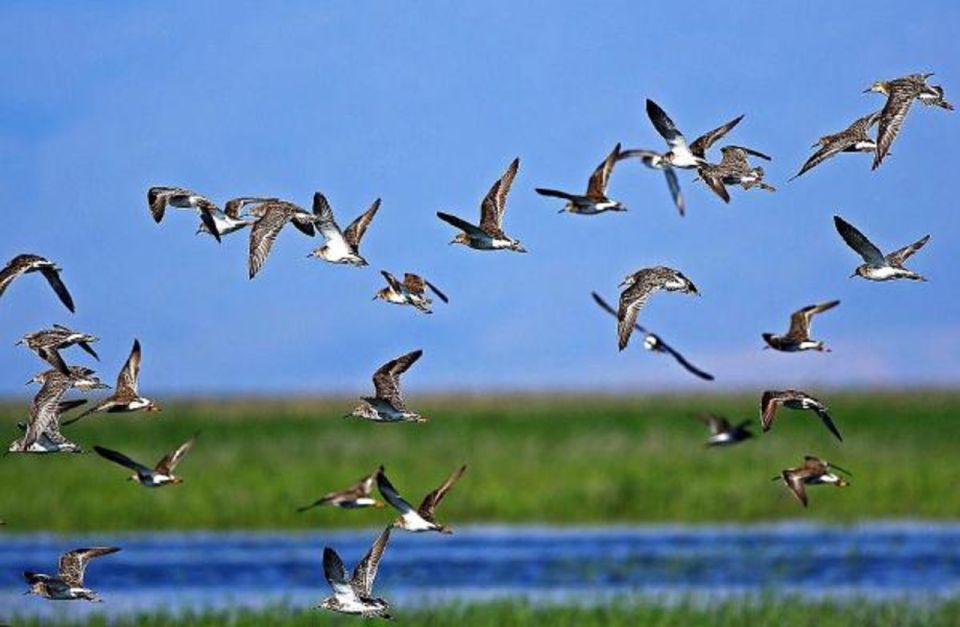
[700,170,731,203]
[786,300,840,340]
[376,467,417,516]
[698,414,731,435]
[424,279,448,303]
[724,145,772,161]
[116,339,142,397]
[657,340,715,381]
[617,277,658,351]
[833,216,884,264]
[380,270,404,293]
[155,433,199,475]
[646,99,690,153]
[147,186,183,223]
[402,273,426,296]
[58,547,120,587]
[417,464,466,520]
[585,143,620,200]
[814,407,843,442]
[873,89,915,169]
[39,266,75,313]
[437,211,489,239]
[885,234,930,266]
[343,198,381,250]
[0,255,33,299]
[480,157,519,234]
[248,208,290,279]
[782,470,809,507]
[371,349,423,409]
[322,547,354,598]
[22,375,73,449]
[760,391,782,431]
[350,526,391,597]
[688,115,744,158]
[37,347,71,376]
[591,291,648,333]
[662,167,684,216]
[790,140,856,180]
[94,446,152,475]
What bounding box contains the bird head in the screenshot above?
[449,233,470,247]
[863,80,888,95]
[509,240,527,253]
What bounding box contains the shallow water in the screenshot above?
[4,522,960,620]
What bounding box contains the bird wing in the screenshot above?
[417,464,467,521]
[885,234,930,266]
[350,526,391,597]
[662,167,685,216]
[371,349,423,410]
[116,339,142,397]
[480,158,519,233]
[760,391,782,431]
[688,114,744,158]
[58,547,120,587]
[424,279,449,303]
[38,266,75,313]
[534,188,576,200]
[699,170,731,203]
[402,273,426,296]
[657,340,715,381]
[814,407,843,442]
[873,88,915,169]
[23,374,73,449]
[322,547,355,598]
[147,187,182,223]
[248,208,291,279]
[380,270,404,293]
[591,291,647,334]
[782,470,809,507]
[617,274,661,351]
[0,255,32,300]
[585,143,621,200]
[155,433,199,475]
[786,300,839,340]
[437,211,490,239]
[94,446,153,475]
[646,99,690,153]
[790,140,854,180]
[37,347,71,376]
[376,467,418,516]
[343,198,381,250]
[698,414,731,435]
[833,216,885,264]
[724,145,772,161]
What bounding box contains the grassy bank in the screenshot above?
[1,391,958,531]
[9,599,960,627]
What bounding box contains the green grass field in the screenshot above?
[10,599,960,627]
[1,391,958,531]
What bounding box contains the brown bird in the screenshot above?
[94,433,198,487]
[0,254,75,312]
[760,389,842,441]
[617,267,699,351]
[148,186,222,242]
[438,157,526,252]
[536,143,627,214]
[298,468,385,512]
[775,456,851,507]
[376,464,466,533]
[23,547,121,602]
[247,199,319,278]
[374,271,448,314]
[697,414,753,447]
[790,112,881,180]
[762,300,840,353]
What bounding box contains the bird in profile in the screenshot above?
[9,369,107,454]
[616,267,699,351]
[93,433,198,487]
[309,195,381,267]
[23,547,121,602]
[697,414,753,446]
[697,146,775,203]
[790,112,881,180]
[298,468,385,512]
[318,526,392,619]
[591,292,713,380]
[620,108,743,215]
[377,464,466,533]
[644,99,744,169]
[374,271,448,314]
[347,349,426,423]
[834,215,930,282]
[438,157,527,252]
[148,186,223,242]
[775,456,851,507]
[535,143,627,214]
[62,339,160,426]
[195,197,279,238]
[762,300,840,352]
[0,254,75,313]
[13,399,88,452]
[864,72,953,169]
[17,324,100,375]
[760,389,842,441]
[246,199,319,279]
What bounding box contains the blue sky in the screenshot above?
[1,2,957,395]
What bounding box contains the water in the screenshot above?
[4,521,960,620]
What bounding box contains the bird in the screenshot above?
[865,72,953,169]
[23,547,120,602]
[347,349,426,423]
[147,186,222,242]
[591,292,713,380]
[775,456,851,507]
[834,215,930,282]
[762,300,840,352]
[619,110,743,215]
[376,464,466,533]
[9,369,107,454]
[697,146,775,203]
[318,526,392,619]
[195,197,279,238]
[0,254,75,313]
[616,267,699,351]
[535,143,627,214]
[93,433,198,487]
[644,99,745,169]
[760,389,842,441]
[17,324,100,375]
[308,195,380,267]
[697,414,753,446]
[246,199,319,279]
[62,339,160,426]
[374,271,448,314]
[790,111,881,180]
[298,468,385,512]
[438,157,527,252]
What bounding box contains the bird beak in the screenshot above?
[849,272,857,279]
[862,87,872,93]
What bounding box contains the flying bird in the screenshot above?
[298,468,385,512]
[377,464,466,533]
[591,292,713,380]
[775,456,851,507]
[865,72,953,169]
[17,325,100,375]
[790,112,881,180]
[62,339,160,426]
[697,146,775,203]
[196,197,280,238]
[148,186,222,242]
[0,254,75,313]
[762,300,840,352]
[318,526,392,619]
[93,433,198,487]
[834,215,930,281]
[347,350,426,423]
[23,547,120,602]
[644,99,745,169]
[374,271,448,314]
[535,143,627,214]
[309,195,381,267]
[760,389,842,441]
[616,267,699,351]
[438,157,526,252]
[246,199,319,279]
[697,414,753,447]
[9,369,107,454]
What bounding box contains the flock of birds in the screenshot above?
[1,71,951,619]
